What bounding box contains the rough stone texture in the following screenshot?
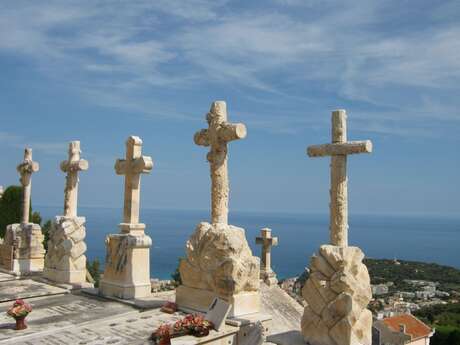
[180,222,260,297]
[301,245,372,345]
[60,141,88,218]
[194,101,247,225]
[44,216,87,284]
[3,223,45,273]
[16,148,39,224]
[306,110,372,247]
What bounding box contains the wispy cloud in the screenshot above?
[0,131,66,155]
[0,1,459,136]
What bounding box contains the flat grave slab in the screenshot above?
[0,303,240,345]
[0,273,16,283]
[0,293,137,342]
[0,280,67,303]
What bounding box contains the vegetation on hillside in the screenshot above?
[415,303,460,345]
[364,258,460,292]
[0,185,44,240]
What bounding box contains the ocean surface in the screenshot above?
[35,206,460,280]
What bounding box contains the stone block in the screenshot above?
[99,230,152,299]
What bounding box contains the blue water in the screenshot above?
[35,206,460,280]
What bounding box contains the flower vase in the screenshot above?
[14,316,27,330]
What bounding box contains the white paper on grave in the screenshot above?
[205,297,231,331]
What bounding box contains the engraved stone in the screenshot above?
[99,136,154,299]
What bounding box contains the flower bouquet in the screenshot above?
[6,299,32,330]
[151,314,214,345]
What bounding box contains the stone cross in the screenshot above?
[194,101,247,225]
[307,110,372,247]
[256,228,278,274]
[17,148,39,224]
[115,136,153,227]
[60,141,88,218]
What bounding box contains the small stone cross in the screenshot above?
[194,101,247,225]
[60,141,88,218]
[17,148,39,224]
[256,228,278,275]
[115,136,153,229]
[307,110,372,247]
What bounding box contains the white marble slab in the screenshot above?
[0,280,67,303]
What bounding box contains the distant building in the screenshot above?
[373,314,434,345]
[372,284,390,296]
[0,185,3,200]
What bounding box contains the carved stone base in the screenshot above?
[176,285,260,317]
[2,223,45,274]
[177,222,261,316]
[44,216,87,284]
[261,269,278,286]
[99,226,152,299]
[301,245,372,345]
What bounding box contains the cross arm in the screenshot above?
[307,140,372,157]
[60,159,89,172]
[115,156,153,175]
[218,122,247,142]
[194,129,210,146]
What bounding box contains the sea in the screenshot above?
[35,206,460,280]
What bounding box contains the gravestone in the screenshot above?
[2,148,45,274]
[301,110,373,345]
[176,101,260,317]
[256,228,278,286]
[44,141,89,285]
[99,136,154,299]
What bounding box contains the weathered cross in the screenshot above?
[17,148,39,224]
[256,228,278,275]
[60,141,89,218]
[115,136,153,229]
[307,110,372,247]
[194,101,247,225]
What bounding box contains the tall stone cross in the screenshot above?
[307,110,372,247]
[194,101,247,225]
[115,136,153,230]
[17,148,39,224]
[256,228,278,274]
[60,141,88,218]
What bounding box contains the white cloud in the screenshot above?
[0,1,459,136]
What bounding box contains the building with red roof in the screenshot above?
[373,314,434,345]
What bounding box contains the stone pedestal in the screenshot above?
[261,269,278,286]
[177,222,261,317]
[301,245,372,345]
[44,216,87,284]
[99,224,152,299]
[3,223,45,274]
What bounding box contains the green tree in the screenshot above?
[42,220,52,251]
[171,258,183,286]
[86,259,101,287]
[0,186,23,238]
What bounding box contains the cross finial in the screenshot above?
[17,148,39,224]
[115,136,153,230]
[194,101,247,225]
[60,141,88,217]
[256,228,278,275]
[307,110,372,247]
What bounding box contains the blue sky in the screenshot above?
[0,1,459,216]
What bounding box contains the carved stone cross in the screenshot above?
[256,228,278,275]
[60,141,88,218]
[17,148,39,224]
[194,101,247,225]
[115,136,153,229]
[307,110,372,247]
